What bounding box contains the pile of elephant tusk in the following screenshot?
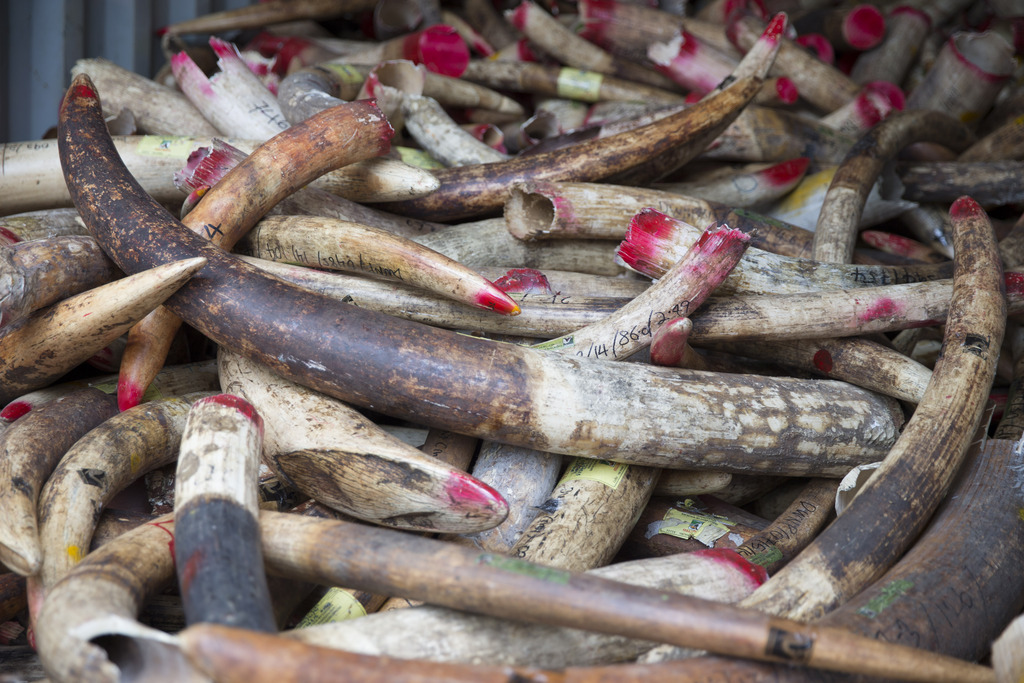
[1,1,1023,681]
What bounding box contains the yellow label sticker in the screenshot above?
[395,146,446,169]
[657,499,734,545]
[295,587,368,627]
[136,136,197,159]
[556,68,604,102]
[533,335,574,351]
[323,63,366,84]
[773,166,836,212]
[560,457,628,489]
[66,545,85,564]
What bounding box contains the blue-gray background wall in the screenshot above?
[0,0,252,142]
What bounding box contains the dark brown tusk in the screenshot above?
[375,74,763,221]
[733,478,837,574]
[59,73,902,475]
[0,235,122,330]
[743,196,1006,621]
[0,388,118,575]
[812,110,974,264]
[253,510,993,683]
[117,93,394,411]
[36,393,214,589]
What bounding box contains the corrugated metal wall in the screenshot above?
[0,0,253,143]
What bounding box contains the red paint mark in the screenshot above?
[891,6,931,28]
[762,12,786,43]
[843,5,885,50]
[198,394,265,435]
[170,52,192,70]
[861,230,918,257]
[617,209,681,277]
[684,91,702,104]
[170,52,214,99]
[147,519,176,561]
[650,32,726,94]
[859,297,900,322]
[813,349,834,373]
[246,31,284,57]
[184,187,208,213]
[950,196,984,219]
[760,157,809,187]
[851,90,882,128]
[209,36,240,61]
[473,288,521,316]
[467,123,506,152]
[694,548,768,588]
[795,33,835,64]
[577,0,615,47]
[493,268,553,294]
[180,548,204,593]
[633,208,681,240]
[950,34,1013,83]
[675,31,700,57]
[615,242,644,272]
[247,32,313,75]
[177,141,246,193]
[649,336,684,367]
[0,226,21,244]
[873,80,905,110]
[118,377,143,412]
[156,25,169,37]
[694,224,750,251]
[508,2,530,31]
[550,195,577,225]
[0,401,31,421]
[470,36,494,57]
[362,72,382,99]
[515,38,539,62]
[649,317,690,367]
[694,226,717,249]
[445,472,507,513]
[774,77,799,104]
[855,81,905,128]
[722,0,767,23]
[579,0,616,22]
[73,83,97,100]
[404,25,469,77]
[1005,272,1024,297]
